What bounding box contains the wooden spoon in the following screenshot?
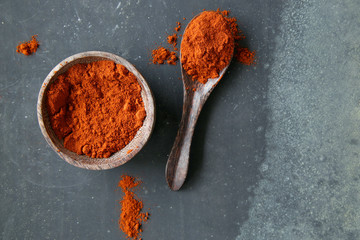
[165,46,233,190]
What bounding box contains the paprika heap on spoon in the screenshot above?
[180,11,235,84]
[150,9,256,67]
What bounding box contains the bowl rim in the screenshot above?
[37,51,156,170]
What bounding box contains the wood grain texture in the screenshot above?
[165,66,229,190]
[37,51,155,170]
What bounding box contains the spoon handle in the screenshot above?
[166,90,204,191]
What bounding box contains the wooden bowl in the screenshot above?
[37,51,155,170]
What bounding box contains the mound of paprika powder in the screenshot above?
[181,11,235,84]
[46,60,146,158]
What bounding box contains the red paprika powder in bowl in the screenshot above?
[37,51,155,170]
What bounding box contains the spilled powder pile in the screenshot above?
[46,60,146,158]
[236,47,256,65]
[118,175,149,240]
[151,47,177,65]
[16,35,39,56]
[151,22,181,65]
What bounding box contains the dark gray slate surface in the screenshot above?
[1,0,360,240]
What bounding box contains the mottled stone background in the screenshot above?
[0,0,359,239]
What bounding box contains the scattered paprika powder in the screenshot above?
[174,22,181,32]
[118,175,149,240]
[46,60,146,158]
[167,33,178,50]
[235,47,256,65]
[150,20,182,65]
[16,35,39,56]
[151,47,177,65]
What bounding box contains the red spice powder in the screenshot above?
[216,9,245,41]
[150,9,256,68]
[181,11,235,83]
[16,35,39,55]
[151,22,182,65]
[235,47,256,65]
[118,175,149,240]
[216,9,256,65]
[46,60,146,158]
[174,22,181,32]
[151,47,177,65]
[167,33,178,49]
[180,9,256,83]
